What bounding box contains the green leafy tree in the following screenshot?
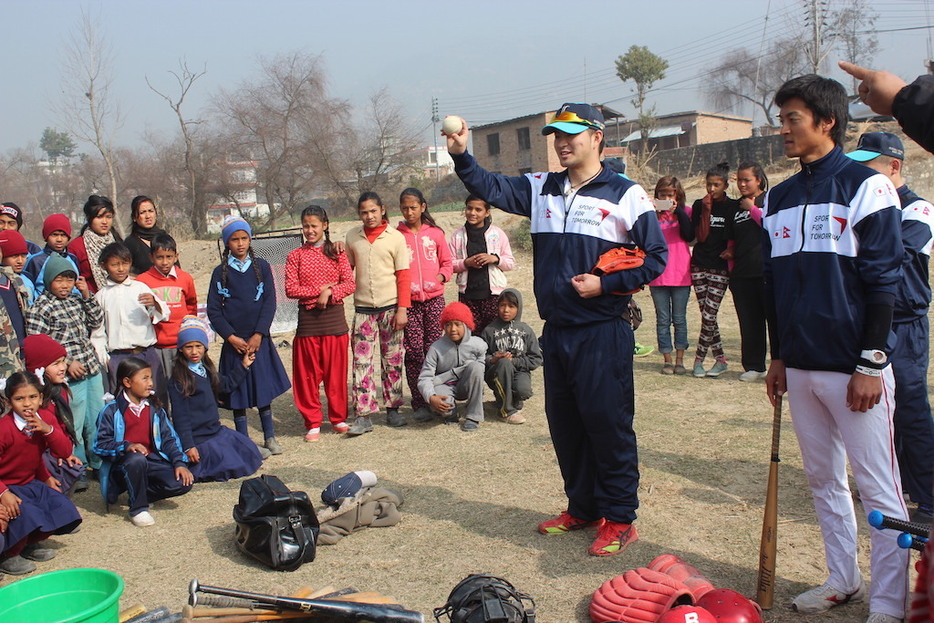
[39,127,77,162]
[615,46,668,153]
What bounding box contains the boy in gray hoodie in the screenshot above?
[417,301,487,431]
[480,288,543,424]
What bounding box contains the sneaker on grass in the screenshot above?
[505,411,526,424]
[0,555,36,575]
[347,416,373,436]
[130,510,156,528]
[589,520,638,556]
[412,407,433,422]
[386,408,406,427]
[21,544,56,562]
[265,437,283,454]
[537,511,600,535]
[791,579,866,614]
[705,360,728,378]
[633,343,654,357]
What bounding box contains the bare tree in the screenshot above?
[318,88,422,206]
[146,61,211,235]
[0,144,88,232]
[214,51,345,228]
[57,9,122,208]
[830,0,880,94]
[708,36,811,126]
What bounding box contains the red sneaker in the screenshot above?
[589,521,638,556]
[333,422,350,434]
[538,511,599,535]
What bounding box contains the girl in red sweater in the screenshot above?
[22,334,87,495]
[397,188,453,422]
[285,205,355,442]
[0,372,81,575]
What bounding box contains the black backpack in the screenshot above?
[233,474,319,571]
[433,574,536,623]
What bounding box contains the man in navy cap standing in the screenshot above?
[445,104,666,556]
[848,131,934,524]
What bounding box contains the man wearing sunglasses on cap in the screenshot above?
[445,103,666,557]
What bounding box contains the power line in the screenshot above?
[443,0,926,126]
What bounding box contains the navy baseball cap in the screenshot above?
[542,103,605,136]
[321,470,377,506]
[846,132,905,162]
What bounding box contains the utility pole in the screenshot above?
[431,97,440,182]
[804,0,828,74]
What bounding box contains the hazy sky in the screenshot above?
[2,0,931,154]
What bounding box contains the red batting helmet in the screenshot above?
[658,606,718,623]
[695,589,763,623]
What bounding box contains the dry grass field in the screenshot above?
[6,206,927,623]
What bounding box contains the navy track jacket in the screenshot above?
[894,185,934,322]
[453,152,667,327]
[763,147,903,373]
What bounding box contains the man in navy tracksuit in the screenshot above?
[763,76,908,623]
[445,103,666,557]
[847,132,934,524]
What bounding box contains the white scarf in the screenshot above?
[84,229,116,286]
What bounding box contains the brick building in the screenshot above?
[608,111,752,153]
[471,105,624,176]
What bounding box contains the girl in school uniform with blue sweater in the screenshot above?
[207,217,291,455]
[169,316,266,481]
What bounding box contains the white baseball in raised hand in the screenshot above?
[442,116,463,136]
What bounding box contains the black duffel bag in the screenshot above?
[233,474,319,571]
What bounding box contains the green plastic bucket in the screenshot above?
[0,568,123,623]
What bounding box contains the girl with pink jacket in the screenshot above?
[397,188,453,422]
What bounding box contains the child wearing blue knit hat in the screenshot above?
[168,315,268,480]
[207,217,291,455]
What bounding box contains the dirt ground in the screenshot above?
[6,209,926,622]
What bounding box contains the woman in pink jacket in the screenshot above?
[397,188,453,422]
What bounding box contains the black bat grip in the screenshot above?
[867,510,931,538]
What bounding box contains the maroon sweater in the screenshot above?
[0,412,72,496]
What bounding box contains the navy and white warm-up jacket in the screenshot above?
[762,147,903,373]
[453,152,667,327]
[895,185,934,323]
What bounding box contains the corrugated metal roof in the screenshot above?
[621,126,686,143]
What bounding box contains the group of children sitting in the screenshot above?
[0,190,542,578]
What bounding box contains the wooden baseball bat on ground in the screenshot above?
[755,394,782,609]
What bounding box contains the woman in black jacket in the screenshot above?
[124,195,169,275]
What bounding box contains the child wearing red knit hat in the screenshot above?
[417,301,488,431]
[0,230,36,304]
[22,213,80,298]
[22,334,87,494]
